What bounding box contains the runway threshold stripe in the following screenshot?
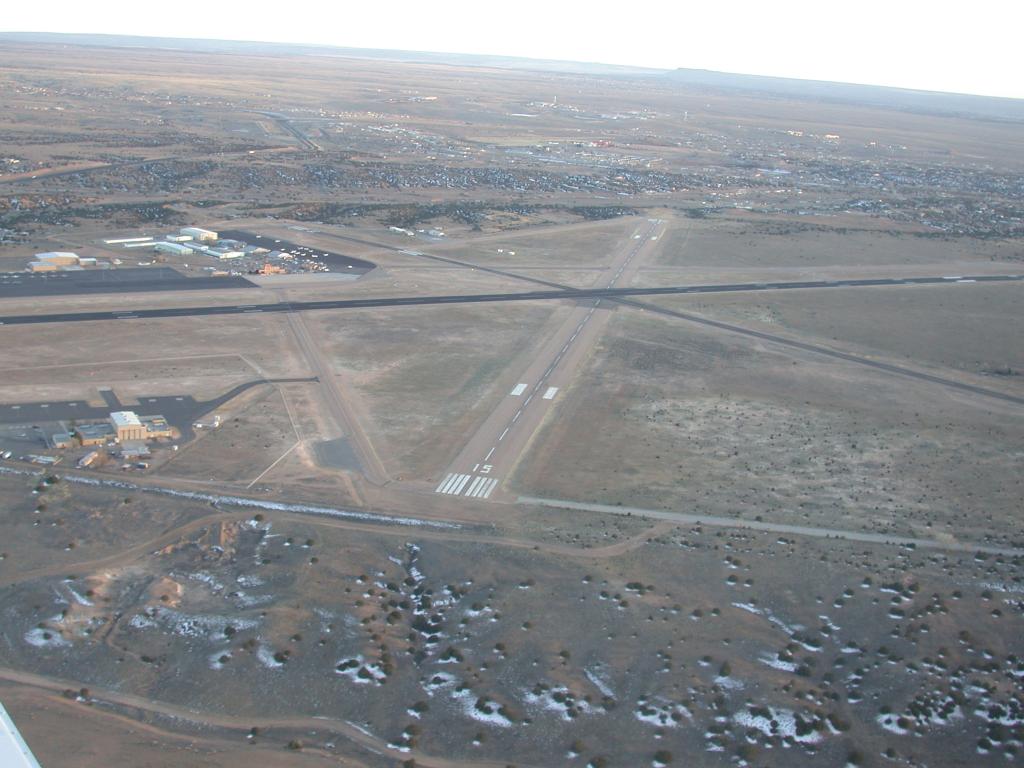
[435,473,455,493]
[481,479,498,499]
[465,476,485,497]
[449,473,471,494]
[440,474,463,494]
[472,477,494,498]
[452,474,472,495]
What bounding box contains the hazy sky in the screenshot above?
[4,0,1022,99]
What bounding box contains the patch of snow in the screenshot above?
[335,655,387,685]
[256,645,284,669]
[634,697,690,727]
[155,608,258,638]
[451,688,513,728]
[523,685,595,721]
[209,650,232,670]
[24,627,69,648]
[876,714,908,735]
[735,706,822,744]
[128,614,157,629]
[818,615,840,632]
[585,667,615,698]
[715,675,745,690]
[186,570,225,593]
[63,582,94,606]
[422,671,458,695]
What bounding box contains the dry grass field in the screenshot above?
[513,309,1023,548]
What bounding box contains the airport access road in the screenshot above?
[432,219,667,503]
[518,496,1024,558]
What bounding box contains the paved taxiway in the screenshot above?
[0,267,255,299]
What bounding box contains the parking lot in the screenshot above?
[217,230,376,275]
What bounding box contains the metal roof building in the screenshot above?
[180,227,218,242]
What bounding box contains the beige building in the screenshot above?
[180,227,218,242]
[141,415,173,439]
[35,251,79,266]
[75,422,115,446]
[110,411,146,442]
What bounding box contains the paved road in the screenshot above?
[0,156,178,185]
[2,274,1019,325]
[0,145,295,186]
[0,667,502,768]
[518,496,1024,557]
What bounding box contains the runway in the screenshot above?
[0,267,256,299]
[432,218,667,502]
[2,274,1019,326]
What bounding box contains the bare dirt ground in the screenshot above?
[1,468,1021,767]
